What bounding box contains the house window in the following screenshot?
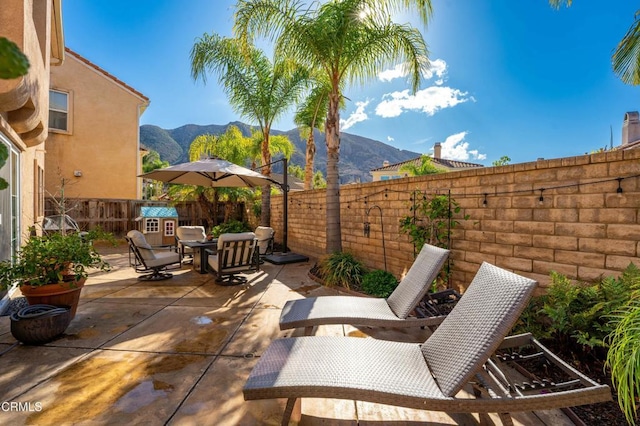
[144,218,159,233]
[164,220,175,237]
[380,175,390,181]
[49,90,69,131]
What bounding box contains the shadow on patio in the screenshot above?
[0,246,573,425]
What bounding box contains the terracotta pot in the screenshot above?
[19,277,86,319]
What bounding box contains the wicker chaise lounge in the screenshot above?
[280,243,450,335]
[244,262,612,425]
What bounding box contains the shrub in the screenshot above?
[319,252,366,290]
[210,219,251,237]
[513,263,640,354]
[361,269,398,298]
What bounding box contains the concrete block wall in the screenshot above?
[271,148,640,292]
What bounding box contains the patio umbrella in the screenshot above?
[139,157,307,264]
[138,157,279,188]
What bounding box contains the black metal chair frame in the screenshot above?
[206,237,260,285]
[125,236,181,281]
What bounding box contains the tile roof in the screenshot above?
[617,139,640,150]
[65,48,150,102]
[371,156,484,172]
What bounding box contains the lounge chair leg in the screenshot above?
[472,386,513,426]
[498,413,513,426]
[282,398,300,426]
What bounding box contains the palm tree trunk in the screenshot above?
[198,190,217,228]
[304,131,316,190]
[325,90,342,253]
[260,128,272,226]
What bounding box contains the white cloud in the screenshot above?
[379,58,448,84]
[439,132,487,161]
[375,86,470,118]
[387,136,394,142]
[379,63,408,82]
[422,59,447,84]
[340,100,370,130]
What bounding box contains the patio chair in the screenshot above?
[206,232,260,285]
[280,243,450,335]
[244,262,612,425]
[254,226,274,257]
[175,225,207,262]
[125,230,181,281]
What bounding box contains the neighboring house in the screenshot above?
[619,111,640,151]
[0,0,64,262]
[370,142,484,181]
[45,48,149,200]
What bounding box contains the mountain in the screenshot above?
[140,122,420,183]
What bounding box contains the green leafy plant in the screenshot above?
[0,37,29,191]
[319,252,366,290]
[361,269,398,298]
[606,301,640,425]
[0,36,30,79]
[399,192,467,288]
[514,264,640,354]
[210,219,251,237]
[0,231,111,288]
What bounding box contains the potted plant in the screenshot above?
[0,230,111,319]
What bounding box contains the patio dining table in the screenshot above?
[181,239,217,274]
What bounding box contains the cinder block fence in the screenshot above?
[271,148,640,292]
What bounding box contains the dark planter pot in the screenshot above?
[10,304,72,345]
[19,277,86,320]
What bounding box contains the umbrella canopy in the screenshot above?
[139,158,280,188]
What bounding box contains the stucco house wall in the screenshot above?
[45,48,149,200]
[0,0,64,260]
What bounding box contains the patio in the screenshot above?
[0,246,574,425]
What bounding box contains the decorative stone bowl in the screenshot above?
[10,304,71,345]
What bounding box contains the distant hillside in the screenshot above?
[140,122,420,183]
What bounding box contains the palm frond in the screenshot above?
[613,11,640,86]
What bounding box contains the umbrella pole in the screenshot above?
[282,157,288,253]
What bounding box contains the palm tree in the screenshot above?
[399,154,442,176]
[247,129,295,172]
[235,0,432,252]
[177,127,255,227]
[294,82,329,190]
[549,1,640,85]
[190,34,309,226]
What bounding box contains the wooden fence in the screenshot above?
[44,199,245,237]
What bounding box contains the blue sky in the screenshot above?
[62,0,639,165]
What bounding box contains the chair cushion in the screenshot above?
[177,226,207,241]
[218,232,256,245]
[255,227,274,254]
[127,230,155,260]
[145,251,180,268]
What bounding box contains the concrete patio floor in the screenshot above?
[0,246,575,425]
